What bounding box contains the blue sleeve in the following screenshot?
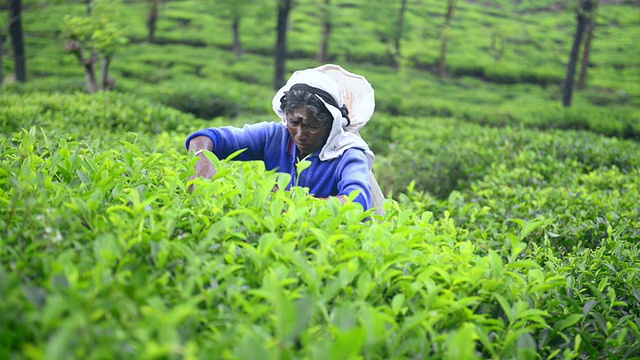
[336,149,372,211]
[185,122,282,161]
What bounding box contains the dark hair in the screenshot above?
[279,88,334,125]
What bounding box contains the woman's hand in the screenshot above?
[317,195,348,204]
[188,136,216,192]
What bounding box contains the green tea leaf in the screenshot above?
[22,285,46,309]
[392,294,405,315]
[330,327,366,360]
[583,299,598,317]
[553,314,583,333]
[234,333,272,360]
[45,325,74,360]
[119,140,144,158]
[516,332,537,360]
[446,323,478,360]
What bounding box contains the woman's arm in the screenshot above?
[186,123,281,161]
[188,136,216,191]
[336,150,373,210]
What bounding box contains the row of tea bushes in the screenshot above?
[367,115,640,198]
[2,127,572,359]
[371,115,640,358]
[369,115,640,247]
[1,92,638,358]
[0,92,206,135]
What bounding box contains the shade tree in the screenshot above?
[274,0,293,89]
[209,0,259,60]
[317,0,332,63]
[577,9,596,89]
[437,0,457,78]
[61,0,128,93]
[562,0,597,107]
[147,0,160,44]
[360,0,411,69]
[0,6,5,86]
[6,0,26,83]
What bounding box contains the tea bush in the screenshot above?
[2,0,637,357]
[1,91,639,359]
[0,91,206,135]
[366,115,640,196]
[368,114,640,244]
[0,127,565,359]
[372,114,640,358]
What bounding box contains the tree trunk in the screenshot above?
[148,0,159,44]
[101,56,114,91]
[83,61,99,93]
[82,52,99,93]
[437,0,456,78]
[0,31,4,86]
[8,0,26,82]
[86,0,92,15]
[274,0,291,90]
[232,16,243,59]
[562,0,594,107]
[577,17,595,90]
[392,0,408,69]
[66,40,99,93]
[317,0,331,63]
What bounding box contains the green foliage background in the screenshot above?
[1,0,640,359]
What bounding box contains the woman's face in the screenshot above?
[286,106,331,159]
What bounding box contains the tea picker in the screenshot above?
[186,64,386,216]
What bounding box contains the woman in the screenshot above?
[186,64,382,212]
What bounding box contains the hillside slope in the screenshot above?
[2,0,638,140]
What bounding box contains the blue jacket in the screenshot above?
[186,122,372,210]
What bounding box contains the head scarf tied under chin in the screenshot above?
[272,64,375,170]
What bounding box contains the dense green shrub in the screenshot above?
[2,1,639,356]
[0,127,570,359]
[1,91,638,359]
[3,77,88,94]
[0,91,206,135]
[154,83,243,120]
[369,115,640,249]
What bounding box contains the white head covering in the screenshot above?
[272,64,375,169]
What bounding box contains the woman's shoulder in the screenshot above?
[232,121,287,138]
[239,120,286,131]
[328,148,370,171]
[341,147,369,160]
[249,121,289,145]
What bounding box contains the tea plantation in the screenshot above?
[2,0,640,359]
[2,90,639,359]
